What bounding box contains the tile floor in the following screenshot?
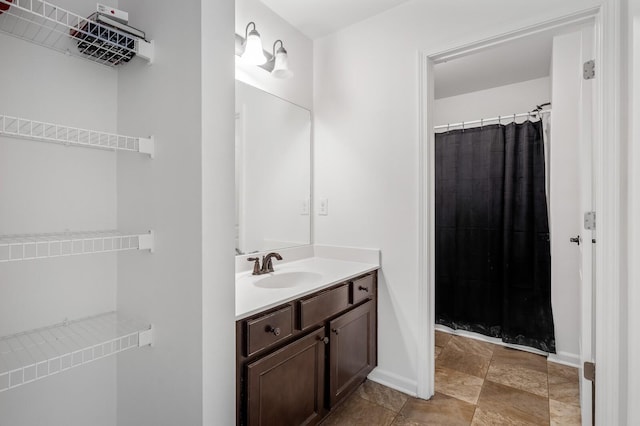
[321,331,581,425]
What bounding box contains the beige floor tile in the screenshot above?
[390,414,425,425]
[436,344,491,378]
[547,362,579,380]
[398,393,476,426]
[321,394,396,426]
[549,399,581,425]
[548,364,580,406]
[435,331,453,348]
[485,360,549,398]
[471,407,538,426]
[435,366,484,405]
[356,380,409,413]
[447,335,496,358]
[476,380,550,425]
[491,346,548,374]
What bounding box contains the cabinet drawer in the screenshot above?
[350,274,375,304]
[245,305,293,357]
[298,284,349,330]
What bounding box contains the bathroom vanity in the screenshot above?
[235,253,378,426]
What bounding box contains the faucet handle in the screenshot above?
[247,257,261,275]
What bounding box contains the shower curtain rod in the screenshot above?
[434,109,552,131]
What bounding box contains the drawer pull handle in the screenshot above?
[358,285,369,292]
[266,326,281,336]
[332,328,339,335]
[317,336,329,344]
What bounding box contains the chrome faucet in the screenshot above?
[247,252,283,275]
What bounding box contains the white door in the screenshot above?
[578,25,596,426]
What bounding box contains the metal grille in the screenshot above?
[0,0,140,67]
[0,114,155,154]
[0,230,154,262]
[0,312,152,392]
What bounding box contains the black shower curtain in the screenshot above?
[435,120,555,353]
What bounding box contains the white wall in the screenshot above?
[236,81,311,253]
[0,0,119,424]
[201,0,236,423]
[116,0,235,425]
[313,0,603,395]
[433,77,550,125]
[236,0,313,110]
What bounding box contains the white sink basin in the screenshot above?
[254,271,323,289]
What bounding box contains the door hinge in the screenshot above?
[584,60,595,79]
[584,361,596,381]
[584,211,596,230]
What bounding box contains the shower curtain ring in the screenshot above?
[498,115,501,125]
[513,113,516,123]
[480,118,483,128]
[447,123,450,132]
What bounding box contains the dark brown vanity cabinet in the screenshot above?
[328,300,375,406]
[236,271,377,426]
[246,328,326,426]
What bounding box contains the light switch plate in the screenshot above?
[319,198,328,216]
[301,199,310,215]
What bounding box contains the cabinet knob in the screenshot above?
[317,336,329,344]
[266,326,281,336]
[358,285,369,292]
[332,328,339,335]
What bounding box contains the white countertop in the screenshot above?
[235,256,379,320]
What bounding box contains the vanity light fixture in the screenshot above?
[270,40,293,79]
[240,22,267,65]
[235,23,293,79]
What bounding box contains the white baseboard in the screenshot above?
[367,367,417,397]
[547,352,580,368]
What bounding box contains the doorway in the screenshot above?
[416,6,616,425]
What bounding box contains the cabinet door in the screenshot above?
[328,300,376,407]
[246,328,326,426]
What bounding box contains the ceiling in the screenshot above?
[434,23,590,99]
[259,0,410,39]
[434,31,554,99]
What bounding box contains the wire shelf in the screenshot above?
[0,0,153,67]
[0,230,154,263]
[0,312,152,392]
[0,114,155,157]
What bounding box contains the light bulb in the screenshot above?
[271,45,293,79]
[241,28,267,65]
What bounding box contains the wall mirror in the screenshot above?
[235,80,311,255]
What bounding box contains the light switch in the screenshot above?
[301,199,310,215]
[319,198,328,216]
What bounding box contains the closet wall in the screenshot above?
[0,0,235,425]
[0,0,120,424]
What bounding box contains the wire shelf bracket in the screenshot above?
[0,230,155,263]
[0,114,155,157]
[0,0,154,67]
[0,312,153,393]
